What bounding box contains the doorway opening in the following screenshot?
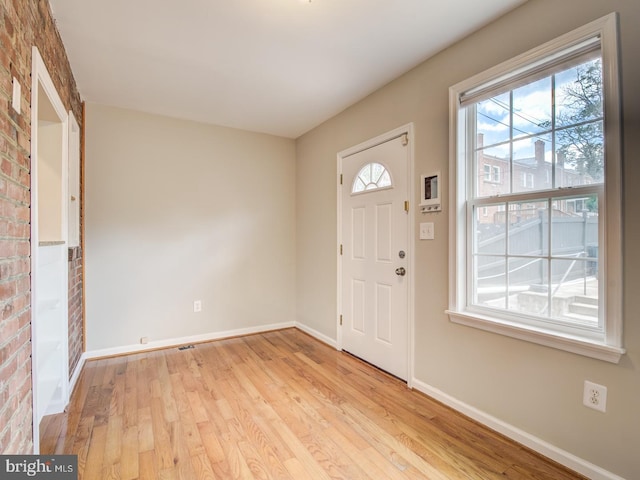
[30,46,70,453]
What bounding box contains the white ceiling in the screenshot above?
[49,0,526,139]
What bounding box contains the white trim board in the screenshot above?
[84,322,295,359]
[411,378,625,480]
[295,322,338,349]
[68,355,87,396]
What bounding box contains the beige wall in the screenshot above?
[85,103,296,351]
[295,0,640,478]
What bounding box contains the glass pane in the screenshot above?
[476,93,511,147]
[371,162,384,183]
[360,164,372,184]
[513,76,552,139]
[550,197,598,257]
[475,146,510,197]
[351,163,392,194]
[550,259,599,324]
[474,255,506,309]
[510,258,548,316]
[475,203,506,255]
[378,170,391,188]
[555,58,603,127]
[555,121,604,185]
[512,135,552,192]
[507,201,549,255]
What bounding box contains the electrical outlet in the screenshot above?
[193,300,202,312]
[140,336,149,344]
[583,380,607,412]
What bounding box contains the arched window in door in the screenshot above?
[352,162,392,194]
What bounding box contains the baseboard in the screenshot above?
[68,353,87,395]
[411,378,624,480]
[84,321,296,360]
[294,322,338,349]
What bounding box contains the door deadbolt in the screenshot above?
[398,250,405,259]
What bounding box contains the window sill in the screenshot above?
[446,309,625,364]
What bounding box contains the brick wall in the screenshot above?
[68,247,82,375]
[0,0,83,453]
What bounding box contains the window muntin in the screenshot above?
[351,162,392,194]
[449,14,623,362]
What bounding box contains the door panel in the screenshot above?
[376,283,392,343]
[352,279,366,333]
[341,135,409,380]
[376,203,392,261]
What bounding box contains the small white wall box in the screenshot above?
[420,172,442,213]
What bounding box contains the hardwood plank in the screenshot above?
[102,414,123,471]
[150,397,177,470]
[190,453,216,480]
[120,425,139,480]
[139,450,159,479]
[41,328,587,480]
[82,423,107,479]
[137,406,154,452]
[197,421,226,464]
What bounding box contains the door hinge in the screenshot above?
[340,174,343,185]
[340,244,343,255]
[340,314,343,326]
[404,200,409,212]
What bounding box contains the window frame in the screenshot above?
[447,13,624,363]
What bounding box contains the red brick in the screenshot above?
[0,158,10,176]
[15,204,28,222]
[0,355,16,383]
[0,239,14,256]
[15,276,29,295]
[0,279,15,299]
[15,240,28,256]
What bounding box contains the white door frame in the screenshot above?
[336,123,415,387]
[30,46,70,453]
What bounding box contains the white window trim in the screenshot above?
[447,13,624,363]
[484,164,491,181]
[492,165,501,183]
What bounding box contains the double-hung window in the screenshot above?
[448,14,624,362]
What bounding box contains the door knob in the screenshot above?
[395,267,406,276]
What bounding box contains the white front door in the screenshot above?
[340,134,409,380]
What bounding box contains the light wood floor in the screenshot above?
[41,328,586,479]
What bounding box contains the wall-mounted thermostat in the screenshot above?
[420,172,441,213]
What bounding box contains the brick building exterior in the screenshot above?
[0,0,83,453]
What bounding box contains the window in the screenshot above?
[521,172,534,189]
[448,14,623,362]
[492,166,501,183]
[483,164,501,183]
[352,162,392,194]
